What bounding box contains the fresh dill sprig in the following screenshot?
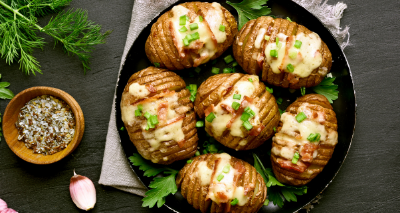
[0,0,111,75]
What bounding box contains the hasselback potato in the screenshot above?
[194,73,280,150]
[233,17,332,89]
[120,66,198,164]
[176,153,267,213]
[270,94,338,186]
[145,2,238,70]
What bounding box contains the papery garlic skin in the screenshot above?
[70,171,97,211]
[0,198,7,211]
[2,208,18,213]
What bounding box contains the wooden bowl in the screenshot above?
[2,86,85,164]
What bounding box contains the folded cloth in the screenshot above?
[99,0,350,197]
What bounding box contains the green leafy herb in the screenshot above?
[223,68,232,73]
[129,153,168,177]
[224,55,234,64]
[206,112,216,122]
[232,101,240,110]
[119,126,125,131]
[265,87,273,94]
[307,133,321,142]
[187,159,193,164]
[186,84,197,102]
[242,120,253,130]
[196,121,204,127]
[294,40,302,49]
[227,0,271,30]
[195,150,201,156]
[217,174,224,181]
[292,152,300,164]
[312,77,339,103]
[231,198,239,206]
[0,75,14,99]
[279,108,285,115]
[270,49,278,57]
[286,64,294,72]
[233,94,241,100]
[0,1,111,75]
[219,24,225,32]
[211,67,220,74]
[301,87,306,96]
[253,153,307,208]
[189,23,198,31]
[179,26,188,32]
[248,78,253,82]
[295,112,307,123]
[286,17,292,22]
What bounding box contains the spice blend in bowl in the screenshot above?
[15,95,76,155]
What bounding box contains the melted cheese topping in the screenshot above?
[254,28,266,49]
[206,3,227,43]
[142,119,184,152]
[233,186,250,206]
[128,83,150,98]
[121,105,138,126]
[209,78,261,137]
[197,161,213,185]
[264,32,323,77]
[280,113,327,142]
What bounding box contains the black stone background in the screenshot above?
[0,0,399,212]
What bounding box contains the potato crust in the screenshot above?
[145,2,238,70]
[120,66,198,164]
[176,154,267,213]
[194,73,280,150]
[271,94,338,186]
[233,17,332,89]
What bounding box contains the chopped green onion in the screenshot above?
[135,109,141,117]
[196,121,204,127]
[211,67,220,74]
[294,40,302,49]
[222,164,230,173]
[147,120,155,129]
[189,23,198,31]
[242,120,253,130]
[217,174,224,181]
[265,35,270,41]
[211,59,217,65]
[144,112,151,119]
[179,26,187,32]
[195,150,201,156]
[265,87,273,94]
[295,112,307,123]
[120,127,125,131]
[224,55,234,64]
[289,51,297,59]
[187,159,193,164]
[137,104,143,111]
[248,78,253,82]
[244,107,255,116]
[202,149,208,154]
[154,62,160,68]
[233,94,241,100]
[145,125,150,131]
[287,63,294,72]
[199,15,203,22]
[301,87,306,96]
[179,15,187,25]
[232,61,238,67]
[232,102,240,110]
[276,97,283,105]
[223,68,232,73]
[191,32,200,40]
[194,67,201,73]
[307,133,321,142]
[207,144,218,153]
[219,24,225,32]
[150,115,159,125]
[187,84,197,102]
[277,42,282,50]
[286,17,292,22]
[231,198,239,206]
[183,37,190,46]
[273,126,276,132]
[270,49,278,57]
[279,109,285,115]
[276,37,279,46]
[292,152,300,164]
[241,112,251,121]
[206,112,216,123]
[264,199,269,206]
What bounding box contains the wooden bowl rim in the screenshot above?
[2,86,85,164]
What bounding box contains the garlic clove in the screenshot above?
[0,198,7,211]
[69,170,96,211]
[2,208,18,213]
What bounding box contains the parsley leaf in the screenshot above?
[312,77,339,103]
[227,0,271,30]
[129,153,167,177]
[0,75,14,99]
[253,153,307,208]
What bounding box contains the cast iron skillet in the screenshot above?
[115,0,356,212]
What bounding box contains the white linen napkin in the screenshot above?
[99,0,350,199]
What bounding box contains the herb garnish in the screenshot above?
[253,153,307,208]
[0,75,14,100]
[312,76,339,103]
[227,0,271,30]
[0,0,111,75]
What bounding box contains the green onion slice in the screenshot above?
[199,15,203,22]
[217,174,224,181]
[292,152,300,164]
[295,112,307,123]
[196,121,204,127]
[294,40,302,49]
[232,61,238,67]
[265,35,270,41]
[233,94,241,100]
[265,87,273,94]
[223,68,232,73]
[231,198,239,206]
[187,159,193,164]
[243,120,253,130]
[179,26,187,32]
[224,55,234,64]
[150,115,159,125]
[189,23,198,31]
[241,112,251,121]
[276,97,283,105]
[144,112,151,119]
[154,62,160,68]
[211,67,220,74]
[195,151,201,156]
[287,63,294,72]
[286,17,292,22]
[232,102,240,110]
[194,67,201,73]
[289,51,297,59]
[307,133,321,142]
[179,15,187,25]
[222,164,230,173]
[219,24,225,32]
[135,109,141,117]
[248,78,253,82]
[120,127,125,131]
[183,37,190,46]
[270,49,278,58]
[301,87,306,96]
[206,112,216,123]
[273,126,276,132]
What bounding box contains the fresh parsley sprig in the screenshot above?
[312,76,339,103]
[0,0,111,75]
[227,0,271,30]
[0,74,14,100]
[129,153,179,208]
[253,153,307,208]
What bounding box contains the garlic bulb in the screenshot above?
[69,170,96,211]
[0,198,7,211]
[2,208,18,213]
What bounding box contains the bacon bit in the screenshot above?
[287,73,299,84]
[220,104,235,114]
[156,114,185,129]
[145,84,157,93]
[216,192,229,203]
[314,49,320,58]
[233,161,246,184]
[249,124,265,136]
[226,96,253,128]
[157,102,168,121]
[257,53,264,69]
[177,139,186,148]
[277,158,308,173]
[226,203,232,213]
[313,112,319,119]
[204,104,215,117]
[222,86,233,97]
[267,25,272,35]
[300,143,319,163]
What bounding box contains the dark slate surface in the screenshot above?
[0,0,399,212]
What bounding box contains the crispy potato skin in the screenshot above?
[176,154,267,213]
[233,17,332,89]
[120,66,198,164]
[271,94,338,186]
[145,2,238,70]
[194,73,280,150]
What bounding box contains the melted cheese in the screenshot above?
[142,119,184,151]
[197,161,213,185]
[254,28,266,49]
[206,3,227,43]
[121,105,137,126]
[128,83,150,98]
[207,154,235,203]
[265,33,288,74]
[280,112,327,142]
[233,186,250,206]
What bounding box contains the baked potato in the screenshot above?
[270,94,338,186]
[120,66,198,164]
[176,153,267,213]
[194,73,280,150]
[233,17,332,89]
[145,2,238,70]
